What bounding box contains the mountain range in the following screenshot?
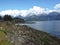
[16,12,60,21]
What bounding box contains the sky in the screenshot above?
[0,0,60,17]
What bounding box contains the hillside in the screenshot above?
[24,12,60,21]
[0,21,60,45]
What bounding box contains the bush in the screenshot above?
[3,15,13,21]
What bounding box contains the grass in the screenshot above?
[0,30,10,45]
[0,29,14,34]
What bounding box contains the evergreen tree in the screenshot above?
[0,16,2,20]
[3,15,13,21]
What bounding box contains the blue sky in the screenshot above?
[0,0,60,16]
[0,0,60,11]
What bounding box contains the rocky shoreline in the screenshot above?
[0,22,60,45]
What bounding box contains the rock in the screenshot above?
[0,22,60,45]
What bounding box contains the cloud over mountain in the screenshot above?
[54,3,60,9]
[0,4,60,17]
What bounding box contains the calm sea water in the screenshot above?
[17,21,60,38]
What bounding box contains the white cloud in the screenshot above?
[0,6,45,17]
[19,10,28,17]
[54,3,60,9]
[0,10,20,16]
[0,5,60,17]
[28,6,45,15]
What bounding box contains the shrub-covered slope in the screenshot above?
[0,22,60,45]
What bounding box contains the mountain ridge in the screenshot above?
[23,12,60,21]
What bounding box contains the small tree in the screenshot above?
[0,16,2,20]
[3,15,13,21]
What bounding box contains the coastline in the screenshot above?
[0,21,60,45]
